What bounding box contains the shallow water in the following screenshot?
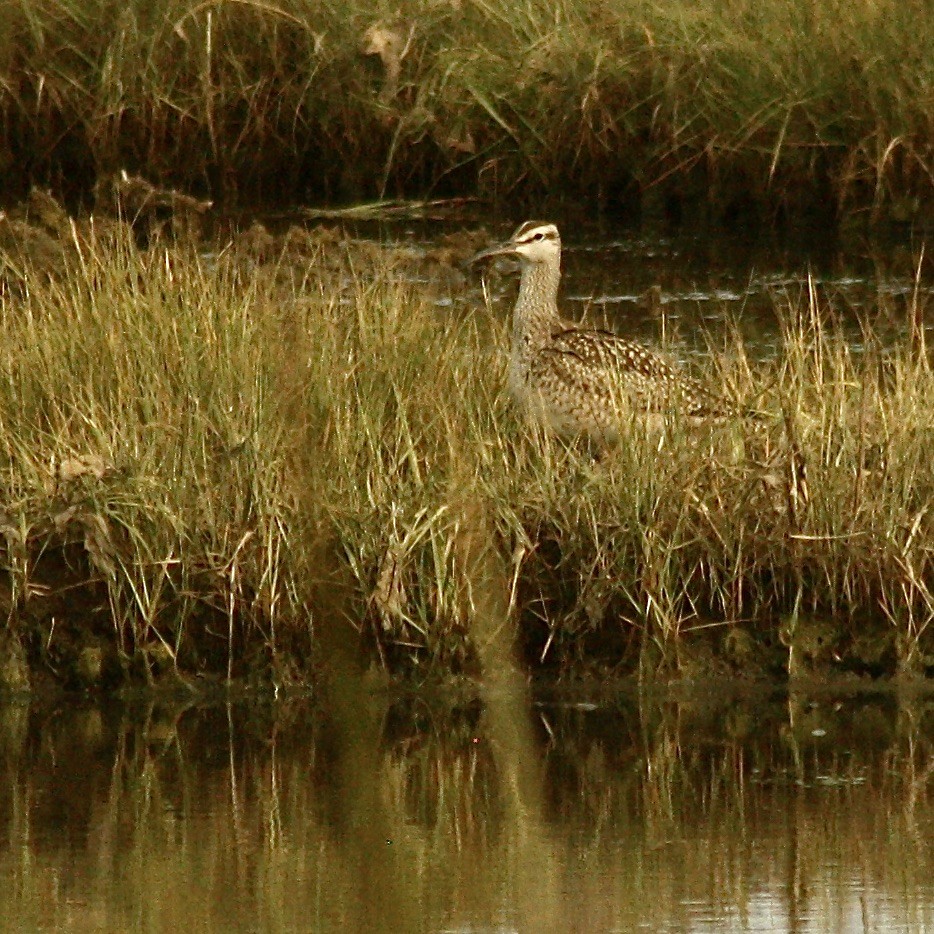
[1,684,932,933]
[391,217,934,361]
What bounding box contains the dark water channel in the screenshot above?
[1,683,933,933]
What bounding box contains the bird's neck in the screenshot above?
[513,260,561,349]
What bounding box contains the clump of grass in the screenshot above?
[1,0,932,219]
[259,227,934,681]
[0,221,301,684]
[0,219,932,688]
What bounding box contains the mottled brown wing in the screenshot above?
[546,327,733,417]
[532,343,618,408]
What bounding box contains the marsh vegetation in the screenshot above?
[1,0,932,223]
[0,197,931,689]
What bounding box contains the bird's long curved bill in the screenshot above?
[469,240,516,264]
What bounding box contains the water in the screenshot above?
[387,217,934,361]
[1,685,932,932]
[561,228,926,353]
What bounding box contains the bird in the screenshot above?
[471,220,740,443]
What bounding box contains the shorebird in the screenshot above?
[471,220,738,443]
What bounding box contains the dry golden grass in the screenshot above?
[0,218,931,686]
[1,0,932,219]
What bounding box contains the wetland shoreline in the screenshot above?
[0,187,932,691]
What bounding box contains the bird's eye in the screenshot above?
[533,232,544,241]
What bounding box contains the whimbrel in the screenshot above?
[472,220,738,442]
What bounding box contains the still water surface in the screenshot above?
[405,218,933,360]
[1,683,932,933]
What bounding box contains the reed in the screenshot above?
[1,0,931,219]
[0,219,931,687]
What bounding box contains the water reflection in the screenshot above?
[1,685,932,932]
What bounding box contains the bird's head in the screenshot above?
[470,220,561,267]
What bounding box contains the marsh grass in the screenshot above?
[0,220,932,687]
[0,225,299,682]
[1,0,932,219]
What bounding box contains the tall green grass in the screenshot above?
[0,221,932,687]
[1,0,932,218]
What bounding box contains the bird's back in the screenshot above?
[519,321,734,441]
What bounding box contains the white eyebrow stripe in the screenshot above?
[516,225,558,243]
